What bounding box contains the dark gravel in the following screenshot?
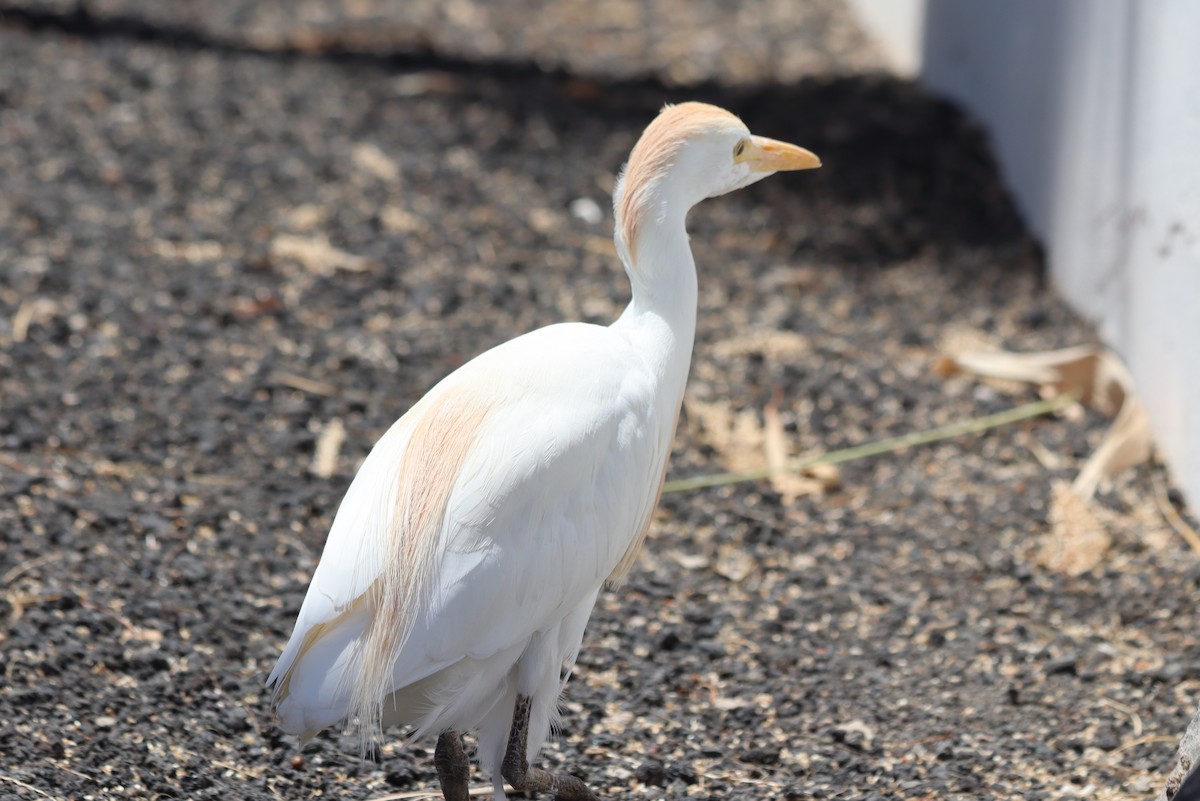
[1,4,1197,800]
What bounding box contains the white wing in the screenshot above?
[268,321,672,738]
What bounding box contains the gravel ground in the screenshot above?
[1,4,1197,800]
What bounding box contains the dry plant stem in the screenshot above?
[1152,469,1200,555]
[0,774,59,800]
[663,394,1076,494]
[367,789,498,801]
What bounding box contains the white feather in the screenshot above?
[269,320,678,755]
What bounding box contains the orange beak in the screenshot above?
[743,136,821,172]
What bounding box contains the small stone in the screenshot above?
[1045,655,1078,676]
[832,720,876,751]
[569,197,603,225]
[635,759,667,786]
[739,745,781,765]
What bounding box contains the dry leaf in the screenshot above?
[1038,482,1112,575]
[667,549,710,571]
[1073,395,1152,498]
[151,239,227,264]
[711,330,810,361]
[11,298,60,343]
[802,462,841,492]
[269,371,340,397]
[763,390,797,502]
[380,205,427,234]
[352,143,400,183]
[526,207,562,235]
[935,325,1000,378]
[942,338,1163,575]
[712,693,753,711]
[949,345,1126,414]
[310,417,346,479]
[285,204,327,231]
[943,343,1154,497]
[685,393,838,500]
[684,396,764,475]
[269,233,371,275]
[764,390,839,501]
[119,624,165,645]
[833,719,876,751]
[714,543,755,582]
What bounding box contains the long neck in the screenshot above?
[613,205,698,392]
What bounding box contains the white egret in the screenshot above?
[267,102,820,801]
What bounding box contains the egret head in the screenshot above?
[615,102,820,263]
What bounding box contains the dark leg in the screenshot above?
[501,695,599,801]
[435,731,471,801]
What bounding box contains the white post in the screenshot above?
[848,0,1200,507]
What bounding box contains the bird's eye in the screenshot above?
[733,140,747,159]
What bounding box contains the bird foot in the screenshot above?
[502,696,599,801]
